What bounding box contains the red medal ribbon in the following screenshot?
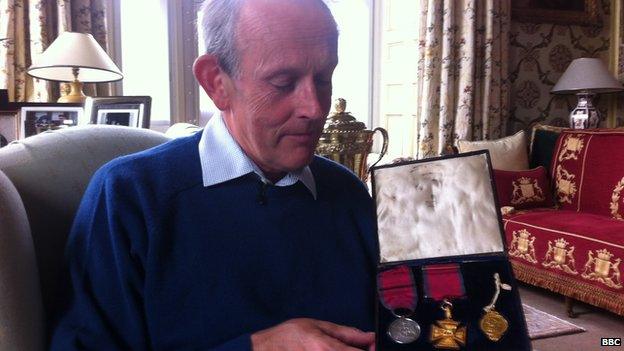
[423,263,465,301]
[378,265,417,313]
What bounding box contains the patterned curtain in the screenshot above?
[0,0,110,102]
[416,0,511,158]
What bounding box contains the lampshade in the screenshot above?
[551,58,623,94]
[27,32,122,83]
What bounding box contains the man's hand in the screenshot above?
[251,318,376,351]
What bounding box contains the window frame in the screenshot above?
[110,0,378,131]
[109,0,201,130]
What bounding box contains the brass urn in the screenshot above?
[316,98,388,182]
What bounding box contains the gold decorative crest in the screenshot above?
[509,229,538,263]
[581,249,622,289]
[511,177,545,205]
[558,135,585,162]
[543,238,578,274]
[610,177,624,220]
[555,165,577,204]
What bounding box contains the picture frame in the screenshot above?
[84,96,151,129]
[19,105,86,138]
[0,89,9,107]
[511,0,600,26]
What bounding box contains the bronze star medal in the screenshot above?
[430,300,466,349]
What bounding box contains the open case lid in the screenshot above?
[371,151,505,263]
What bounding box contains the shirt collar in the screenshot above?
[198,112,317,199]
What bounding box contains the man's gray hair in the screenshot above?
[199,0,336,77]
[199,0,245,76]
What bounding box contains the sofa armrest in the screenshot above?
[0,170,45,351]
[0,125,170,341]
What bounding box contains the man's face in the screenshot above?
[223,0,338,179]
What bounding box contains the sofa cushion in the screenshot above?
[551,130,624,218]
[457,130,529,170]
[529,124,566,172]
[494,167,554,209]
[503,208,624,315]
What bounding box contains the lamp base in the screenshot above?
[57,80,87,103]
[569,94,600,129]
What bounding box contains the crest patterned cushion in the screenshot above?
[551,130,624,217]
[494,167,554,210]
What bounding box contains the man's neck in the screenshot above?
[220,112,289,184]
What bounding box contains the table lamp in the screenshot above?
[27,32,122,103]
[551,58,623,129]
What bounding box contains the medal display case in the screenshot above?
[371,151,531,351]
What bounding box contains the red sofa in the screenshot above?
[502,129,624,316]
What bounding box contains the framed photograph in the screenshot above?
[0,110,20,147]
[0,89,8,107]
[84,96,151,129]
[511,0,600,26]
[20,106,85,138]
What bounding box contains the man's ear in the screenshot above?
[193,54,232,110]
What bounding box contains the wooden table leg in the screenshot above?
[565,296,578,318]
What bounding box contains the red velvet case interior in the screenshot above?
[375,256,530,351]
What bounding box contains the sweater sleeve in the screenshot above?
[49,166,152,350]
[50,165,256,350]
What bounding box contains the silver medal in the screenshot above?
[387,317,421,344]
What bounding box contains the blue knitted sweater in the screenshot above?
[51,132,378,350]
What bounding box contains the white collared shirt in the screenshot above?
[198,112,317,199]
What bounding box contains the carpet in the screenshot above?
[523,304,586,340]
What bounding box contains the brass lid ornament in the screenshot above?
[315,98,388,182]
[323,98,366,132]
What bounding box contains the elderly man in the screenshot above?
[51,0,377,349]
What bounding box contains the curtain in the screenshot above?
[415,0,510,158]
[0,0,110,102]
